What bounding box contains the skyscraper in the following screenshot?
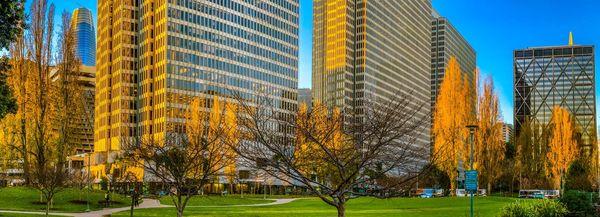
[298,88,312,107]
[95,1,299,167]
[514,34,596,152]
[72,8,95,66]
[312,0,432,147]
[431,11,476,110]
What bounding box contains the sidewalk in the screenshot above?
[0,199,163,217]
[0,198,297,217]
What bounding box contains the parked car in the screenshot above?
[519,189,560,199]
[456,189,486,197]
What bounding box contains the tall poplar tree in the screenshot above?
[547,106,577,192]
[475,77,504,194]
[432,56,474,194]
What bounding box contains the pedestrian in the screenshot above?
[104,192,109,208]
[133,190,139,207]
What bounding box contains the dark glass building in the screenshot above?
[72,7,96,66]
[514,41,596,151]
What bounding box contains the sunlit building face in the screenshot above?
[312,0,432,152]
[95,0,299,165]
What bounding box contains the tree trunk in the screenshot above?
[336,203,346,217]
[45,198,50,217]
[130,193,134,217]
[176,194,185,217]
[487,182,491,196]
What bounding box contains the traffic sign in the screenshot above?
[465,170,478,192]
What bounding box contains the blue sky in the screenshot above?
[50,0,600,125]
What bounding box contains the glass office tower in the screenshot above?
[312,0,432,149]
[95,0,299,167]
[514,41,596,152]
[72,7,96,66]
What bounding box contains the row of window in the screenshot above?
[166,51,296,88]
[515,47,594,58]
[167,30,296,71]
[167,7,297,47]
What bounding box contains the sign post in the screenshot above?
[466,125,478,217]
[466,170,478,217]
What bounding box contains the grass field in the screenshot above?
[0,187,131,212]
[159,195,272,206]
[114,196,520,217]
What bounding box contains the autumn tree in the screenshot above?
[515,119,550,189]
[432,56,475,194]
[474,77,504,194]
[123,96,239,217]
[0,113,19,182]
[6,17,30,184]
[3,2,85,214]
[546,106,577,192]
[233,91,429,217]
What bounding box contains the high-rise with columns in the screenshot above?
[312,0,432,149]
[94,0,299,174]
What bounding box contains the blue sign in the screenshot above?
[465,170,478,192]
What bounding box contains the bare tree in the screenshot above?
[232,91,431,217]
[122,96,238,217]
[68,169,93,201]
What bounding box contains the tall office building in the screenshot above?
[514,34,596,152]
[95,1,299,167]
[49,65,95,151]
[431,11,476,110]
[312,0,432,147]
[72,8,96,66]
[501,123,513,144]
[298,88,312,107]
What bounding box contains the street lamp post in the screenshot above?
[86,152,91,212]
[466,125,478,217]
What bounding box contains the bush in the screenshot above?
[558,191,595,217]
[499,201,533,217]
[533,199,568,217]
[500,200,567,217]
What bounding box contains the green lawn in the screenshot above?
[115,196,521,217]
[0,187,131,212]
[159,195,272,206]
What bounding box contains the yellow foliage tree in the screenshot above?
[0,114,19,179]
[432,56,474,194]
[546,106,577,191]
[295,102,352,185]
[475,77,504,194]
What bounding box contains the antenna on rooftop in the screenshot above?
[568,32,574,46]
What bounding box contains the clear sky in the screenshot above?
[49,0,600,126]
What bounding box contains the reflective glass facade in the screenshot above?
[95,0,298,165]
[72,8,96,66]
[514,45,596,151]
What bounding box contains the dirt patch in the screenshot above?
[69,199,88,204]
[97,200,124,206]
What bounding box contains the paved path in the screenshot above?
[0,198,298,217]
[185,198,297,208]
